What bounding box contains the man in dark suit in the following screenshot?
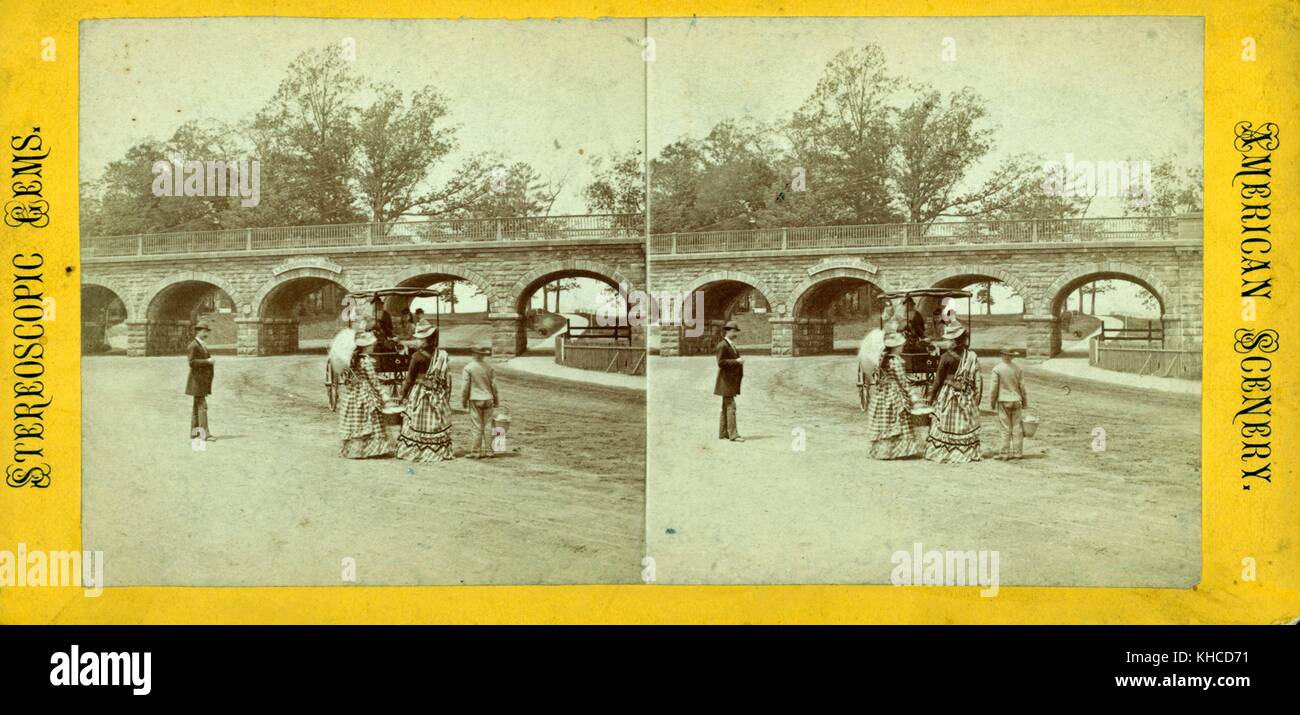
[186,323,216,442]
[371,296,394,343]
[903,296,926,339]
[715,320,744,442]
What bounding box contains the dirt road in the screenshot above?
[83,353,645,586]
[646,355,1200,586]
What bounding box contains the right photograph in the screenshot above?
[644,16,1203,586]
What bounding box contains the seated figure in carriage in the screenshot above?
[881,288,973,389]
[325,286,452,412]
[858,288,976,443]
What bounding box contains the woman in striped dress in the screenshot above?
[925,323,983,463]
[338,331,396,459]
[866,332,922,459]
[397,322,455,462]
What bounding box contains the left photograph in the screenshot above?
[78,18,648,585]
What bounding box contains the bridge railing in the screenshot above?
[649,216,1184,254]
[82,213,645,258]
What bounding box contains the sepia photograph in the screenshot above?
[643,16,1204,586]
[2,0,1298,693]
[78,17,649,585]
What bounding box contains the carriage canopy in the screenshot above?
[880,288,973,301]
[347,286,451,302]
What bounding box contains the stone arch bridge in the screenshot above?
[81,214,645,357]
[647,214,1202,359]
[83,213,1201,361]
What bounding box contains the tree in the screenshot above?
[584,147,645,216]
[81,120,248,236]
[1080,280,1115,315]
[975,281,995,315]
[647,44,1073,232]
[79,180,105,236]
[424,153,557,218]
[786,45,900,225]
[648,120,785,233]
[892,86,995,224]
[647,139,707,232]
[550,277,581,313]
[250,46,363,225]
[968,154,1095,221]
[1137,290,1160,313]
[354,83,455,224]
[1124,155,1202,216]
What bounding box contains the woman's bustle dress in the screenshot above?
[924,348,983,463]
[866,354,922,459]
[397,348,455,462]
[338,354,396,459]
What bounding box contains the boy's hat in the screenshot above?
[723,320,741,333]
[412,321,437,339]
[883,332,906,348]
[471,346,492,356]
[999,345,1020,357]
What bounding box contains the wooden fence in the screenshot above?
[1089,339,1201,379]
[1098,320,1164,348]
[555,337,646,376]
[565,319,633,344]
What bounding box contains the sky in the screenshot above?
[647,16,1203,217]
[80,18,647,312]
[81,16,1193,317]
[643,16,1198,316]
[80,17,647,216]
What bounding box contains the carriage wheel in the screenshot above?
[325,360,339,412]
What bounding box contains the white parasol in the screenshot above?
[857,327,884,383]
[329,327,356,376]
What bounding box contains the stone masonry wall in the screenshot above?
[650,236,1202,358]
[85,240,645,358]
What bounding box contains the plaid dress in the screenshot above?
[338,354,395,459]
[866,354,922,459]
[397,349,454,463]
[925,349,983,463]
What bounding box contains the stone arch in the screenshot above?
[1045,261,1171,316]
[509,259,632,312]
[82,279,136,323]
[392,262,494,308]
[786,267,894,319]
[491,259,635,358]
[920,264,1037,314]
[680,270,781,315]
[784,268,894,356]
[251,268,358,319]
[143,270,244,321]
